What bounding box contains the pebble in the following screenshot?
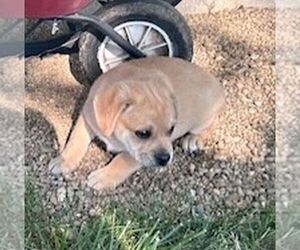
[190,189,196,198]
[50,193,58,206]
[189,163,196,175]
[67,186,74,202]
[57,187,66,203]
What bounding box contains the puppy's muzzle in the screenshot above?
[154,150,171,166]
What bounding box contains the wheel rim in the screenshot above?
[97,21,174,72]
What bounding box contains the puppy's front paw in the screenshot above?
[87,167,117,191]
[48,156,75,175]
[181,134,204,153]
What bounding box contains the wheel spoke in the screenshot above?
[142,42,168,52]
[99,21,174,72]
[104,54,130,66]
[124,26,135,45]
[137,26,152,49]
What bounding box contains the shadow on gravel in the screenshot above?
[68,85,108,153]
[25,108,59,170]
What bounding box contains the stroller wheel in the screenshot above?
[77,0,193,83]
[97,20,174,72]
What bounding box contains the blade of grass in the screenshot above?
[109,210,116,250]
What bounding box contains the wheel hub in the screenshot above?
[97,21,174,72]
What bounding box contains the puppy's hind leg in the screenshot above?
[181,115,219,153]
[49,114,94,174]
[87,152,141,190]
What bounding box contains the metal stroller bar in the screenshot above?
[60,14,146,59]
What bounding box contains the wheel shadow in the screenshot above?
[69,51,93,86]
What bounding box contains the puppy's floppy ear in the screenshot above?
[93,84,131,137]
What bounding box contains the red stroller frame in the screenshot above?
[24,0,146,58]
[1,0,183,57]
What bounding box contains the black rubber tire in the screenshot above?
[163,0,182,6]
[78,0,193,83]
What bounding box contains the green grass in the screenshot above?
[25,183,275,250]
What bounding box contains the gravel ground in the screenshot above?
[25,7,275,223]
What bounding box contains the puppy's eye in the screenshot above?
[168,125,175,135]
[135,129,151,139]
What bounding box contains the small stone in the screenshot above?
[254,100,263,106]
[251,53,259,60]
[189,163,196,175]
[198,187,204,196]
[213,153,227,161]
[213,188,220,196]
[50,193,57,205]
[57,187,66,202]
[89,208,96,217]
[190,189,196,198]
[67,187,74,202]
[232,136,241,143]
[249,108,256,114]
[218,140,226,149]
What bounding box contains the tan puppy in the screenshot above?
[49,57,225,190]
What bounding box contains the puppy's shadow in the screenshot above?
[25,108,59,171]
[65,74,107,152]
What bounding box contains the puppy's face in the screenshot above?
[94,78,177,167]
[115,95,176,167]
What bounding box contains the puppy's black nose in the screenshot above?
[154,151,171,166]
